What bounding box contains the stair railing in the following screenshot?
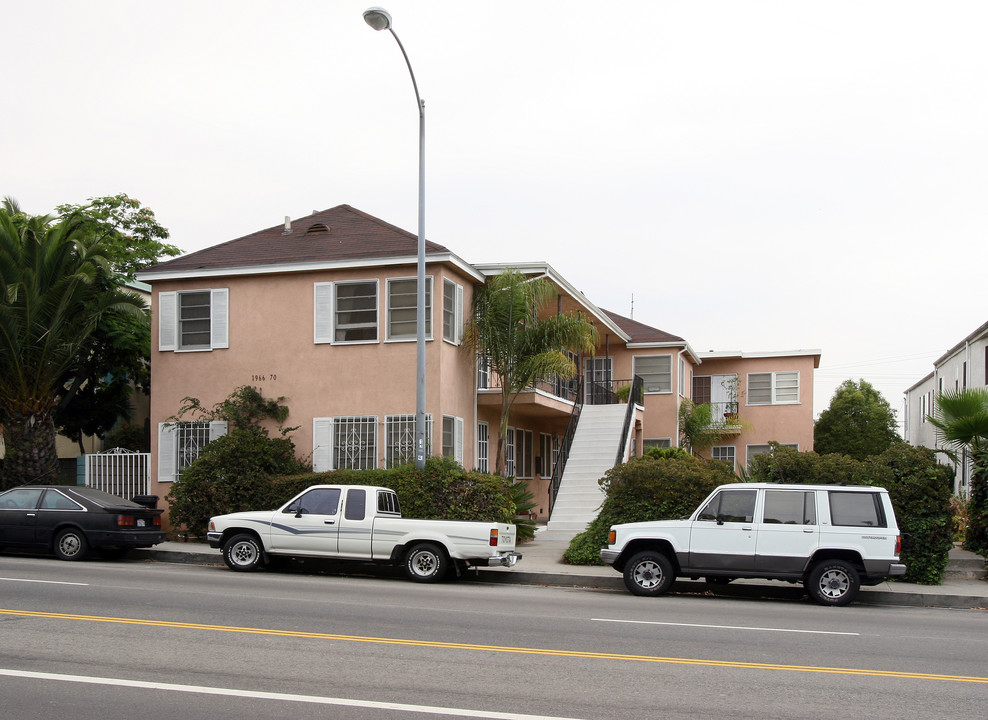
[548,377,583,515]
[615,375,644,466]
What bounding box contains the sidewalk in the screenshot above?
[138,533,988,610]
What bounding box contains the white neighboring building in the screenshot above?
[904,320,988,498]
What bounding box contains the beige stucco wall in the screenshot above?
[148,262,479,523]
[696,354,818,466]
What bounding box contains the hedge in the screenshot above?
[167,442,520,538]
[749,444,955,584]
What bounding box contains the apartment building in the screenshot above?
[138,205,820,525]
[904,319,988,496]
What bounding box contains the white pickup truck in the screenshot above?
[600,483,906,606]
[207,484,521,582]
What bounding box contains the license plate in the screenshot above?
[137,519,146,527]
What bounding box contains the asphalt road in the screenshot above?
[0,553,985,720]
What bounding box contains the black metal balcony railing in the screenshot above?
[712,401,740,421]
[585,377,643,406]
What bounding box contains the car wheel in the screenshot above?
[403,542,448,583]
[623,551,675,597]
[806,559,860,606]
[222,534,264,572]
[53,528,88,561]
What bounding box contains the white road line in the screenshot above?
[0,668,585,720]
[0,577,89,586]
[592,618,859,636]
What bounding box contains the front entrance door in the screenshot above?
[585,357,613,403]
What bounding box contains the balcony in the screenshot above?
[710,401,742,433]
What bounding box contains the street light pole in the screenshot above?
[363,7,428,470]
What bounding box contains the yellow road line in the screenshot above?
[3,608,986,684]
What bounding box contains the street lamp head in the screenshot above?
[363,7,392,31]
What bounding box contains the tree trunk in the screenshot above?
[0,409,60,490]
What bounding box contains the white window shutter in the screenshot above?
[314,282,333,343]
[158,423,177,483]
[455,284,464,344]
[313,418,334,472]
[454,417,464,464]
[209,421,228,441]
[158,292,177,351]
[210,288,229,349]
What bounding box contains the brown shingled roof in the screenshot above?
[601,309,685,344]
[141,204,450,275]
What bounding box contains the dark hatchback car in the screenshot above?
[0,485,166,560]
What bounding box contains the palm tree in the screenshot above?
[463,270,598,476]
[928,388,988,554]
[0,205,144,488]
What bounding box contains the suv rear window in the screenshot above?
[828,491,886,527]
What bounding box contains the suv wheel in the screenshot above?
[623,551,675,597]
[806,559,860,606]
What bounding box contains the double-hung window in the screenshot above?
[442,415,464,463]
[514,429,533,479]
[157,421,228,482]
[334,281,378,343]
[747,372,800,405]
[387,277,432,340]
[443,279,464,344]
[312,416,377,471]
[634,355,672,394]
[538,432,554,477]
[384,414,434,468]
[477,422,489,472]
[711,445,736,470]
[158,289,229,351]
[477,356,490,389]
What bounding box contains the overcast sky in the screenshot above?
[5,1,986,424]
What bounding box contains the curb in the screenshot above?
[135,548,988,609]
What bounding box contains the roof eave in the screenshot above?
[137,251,485,284]
[473,261,630,341]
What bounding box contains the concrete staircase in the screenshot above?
[546,404,629,535]
[945,545,987,581]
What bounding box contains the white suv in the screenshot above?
[600,483,906,606]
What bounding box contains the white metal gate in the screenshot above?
[84,448,151,499]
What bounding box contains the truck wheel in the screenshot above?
[53,528,88,561]
[403,543,448,583]
[623,551,675,597]
[223,533,264,572]
[806,559,860,606]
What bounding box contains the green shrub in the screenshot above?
[868,445,955,584]
[507,480,538,542]
[278,456,516,524]
[564,454,733,565]
[170,452,518,538]
[749,443,955,584]
[166,428,307,536]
